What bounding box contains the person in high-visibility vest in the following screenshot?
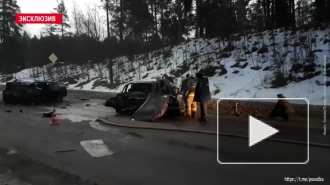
[185,75,198,118]
[187,87,197,117]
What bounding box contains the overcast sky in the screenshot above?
[16,0,103,37]
[16,0,257,39]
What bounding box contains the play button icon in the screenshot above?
[249,116,279,147]
[217,98,309,164]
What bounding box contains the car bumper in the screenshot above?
[105,99,115,107]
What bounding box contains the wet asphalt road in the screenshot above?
[0,96,329,185]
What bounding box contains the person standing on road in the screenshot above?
[194,73,211,123]
[269,94,294,121]
[180,74,190,112]
[180,74,190,94]
[25,83,41,105]
[185,74,198,118]
[181,74,198,117]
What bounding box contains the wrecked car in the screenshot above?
[2,82,41,104]
[2,81,67,104]
[33,81,67,102]
[105,78,184,122]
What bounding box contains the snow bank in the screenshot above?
[1,27,329,105]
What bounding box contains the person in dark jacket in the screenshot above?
[269,94,294,121]
[180,74,190,93]
[25,83,41,105]
[194,73,211,123]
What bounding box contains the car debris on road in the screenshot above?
[54,150,76,153]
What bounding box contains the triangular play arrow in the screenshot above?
[249,116,279,147]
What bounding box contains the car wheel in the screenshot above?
[56,94,64,102]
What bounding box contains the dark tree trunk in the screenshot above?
[271,0,275,24]
[177,0,182,44]
[195,0,200,38]
[205,0,211,37]
[2,0,6,43]
[199,1,204,38]
[106,0,110,38]
[266,0,271,29]
[151,0,154,35]
[236,0,243,32]
[160,7,164,42]
[109,59,113,84]
[288,0,295,28]
[119,0,124,42]
[314,0,326,23]
[262,0,267,28]
[327,0,330,22]
[61,24,64,37]
[154,0,158,35]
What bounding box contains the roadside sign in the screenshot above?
[49,53,58,63]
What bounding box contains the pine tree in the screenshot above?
[54,0,71,37]
[0,0,22,42]
[296,0,314,27]
[43,0,70,37]
[0,0,23,72]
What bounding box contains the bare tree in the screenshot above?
[79,3,103,40]
[72,0,83,35]
[101,0,111,38]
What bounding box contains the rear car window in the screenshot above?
[49,83,59,91]
[125,83,153,93]
[133,83,152,93]
[6,83,29,92]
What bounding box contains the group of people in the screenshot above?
[179,73,294,122]
[180,73,211,123]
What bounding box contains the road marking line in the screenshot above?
[80,139,115,158]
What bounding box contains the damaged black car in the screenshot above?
[2,81,67,105]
